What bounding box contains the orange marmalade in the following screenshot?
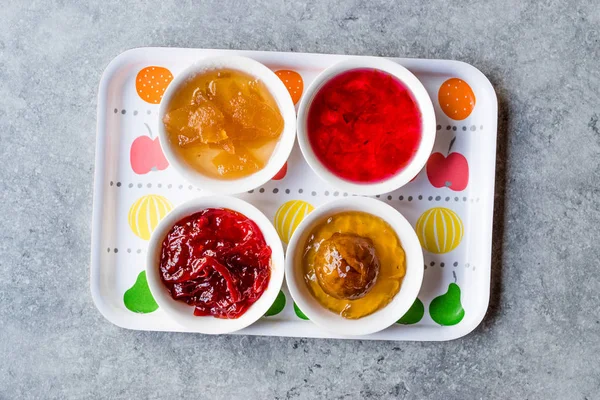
[163,69,284,179]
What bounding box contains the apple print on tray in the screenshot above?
[271,162,287,181]
[426,137,469,191]
[131,123,169,174]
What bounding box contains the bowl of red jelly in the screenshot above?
[146,196,285,334]
[297,57,436,195]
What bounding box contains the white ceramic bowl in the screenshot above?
[285,197,424,336]
[296,57,436,196]
[158,56,296,195]
[146,196,285,334]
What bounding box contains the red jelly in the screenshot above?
[307,69,422,183]
[159,208,272,319]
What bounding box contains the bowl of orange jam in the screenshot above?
[158,56,296,194]
[285,197,424,336]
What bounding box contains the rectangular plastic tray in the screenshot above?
[92,47,497,341]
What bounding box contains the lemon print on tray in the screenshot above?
[274,200,314,244]
[416,207,463,254]
[128,194,173,240]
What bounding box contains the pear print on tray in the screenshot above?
[429,272,465,326]
[264,291,286,317]
[124,271,159,314]
[396,298,425,325]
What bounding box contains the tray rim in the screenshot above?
[91,47,498,341]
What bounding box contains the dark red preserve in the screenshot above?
[307,68,422,183]
[159,208,272,319]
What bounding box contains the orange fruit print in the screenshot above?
[136,66,173,104]
[275,70,303,105]
[438,78,476,120]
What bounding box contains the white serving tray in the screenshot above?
[92,47,497,341]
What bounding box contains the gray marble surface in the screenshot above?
[1,1,599,399]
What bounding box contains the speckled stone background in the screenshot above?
[1,1,599,399]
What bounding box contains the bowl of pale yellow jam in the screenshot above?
[285,197,424,336]
[158,56,296,194]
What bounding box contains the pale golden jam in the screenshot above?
[163,69,284,179]
[302,211,406,319]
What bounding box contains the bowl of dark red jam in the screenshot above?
[297,57,436,196]
[145,196,285,334]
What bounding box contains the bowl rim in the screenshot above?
[145,196,285,334]
[285,196,424,336]
[296,56,436,196]
[158,55,296,195]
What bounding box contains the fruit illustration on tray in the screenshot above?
[265,290,286,317]
[426,137,469,191]
[429,272,465,326]
[275,70,303,105]
[128,194,173,240]
[416,207,464,254]
[274,200,314,243]
[438,77,476,120]
[397,298,425,325]
[271,162,287,180]
[131,123,169,174]
[136,66,173,104]
[294,302,309,320]
[123,271,159,314]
